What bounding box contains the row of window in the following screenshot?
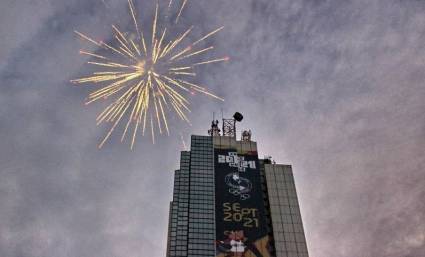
[189,213,214,219]
[189,201,213,206]
[187,232,214,239]
[190,170,214,175]
[190,153,212,157]
[173,190,188,195]
[268,194,298,202]
[189,177,213,182]
[189,190,214,196]
[268,191,298,199]
[191,137,212,141]
[268,184,297,192]
[265,173,293,182]
[187,250,215,257]
[170,223,188,230]
[190,180,214,184]
[174,183,190,187]
[189,204,214,210]
[174,186,189,191]
[174,184,189,189]
[190,170,213,175]
[177,220,188,226]
[269,170,294,177]
[169,240,187,246]
[191,144,212,149]
[191,136,212,140]
[267,170,294,178]
[275,250,308,257]
[191,152,213,157]
[190,152,213,156]
[169,242,187,247]
[274,242,308,253]
[191,143,212,148]
[176,230,188,236]
[190,166,213,171]
[190,141,212,145]
[188,222,214,229]
[175,209,188,214]
[272,177,296,184]
[271,209,301,219]
[191,167,213,171]
[174,185,189,190]
[191,159,213,164]
[188,207,214,212]
[190,178,214,183]
[174,202,188,208]
[168,250,187,256]
[187,243,215,250]
[269,198,300,207]
[267,176,295,185]
[270,205,301,216]
[267,179,297,188]
[274,231,306,242]
[271,214,302,225]
[190,194,213,200]
[190,177,214,182]
[172,246,187,251]
[189,227,215,234]
[170,217,188,223]
[170,223,184,228]
[173,194,188,199]
[189,184,214,190]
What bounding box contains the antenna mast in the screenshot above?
[208,112,221,136]
[222,112,243,138]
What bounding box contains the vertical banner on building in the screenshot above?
[215,149,270,257]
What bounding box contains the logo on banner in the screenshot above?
[225,173,252,200]
[217,152,256,172]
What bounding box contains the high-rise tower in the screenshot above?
[166,113,309,257]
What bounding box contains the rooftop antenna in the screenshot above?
[241,130,252,141]
[222,112,243,138]
[208,111,221,136]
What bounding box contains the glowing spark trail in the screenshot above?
[72,0,227,149]
[175,0,187,24]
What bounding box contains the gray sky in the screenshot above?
[1,0,424,256]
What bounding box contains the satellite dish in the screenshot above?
[233,112,243,122]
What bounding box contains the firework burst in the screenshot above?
[72,0,227,149]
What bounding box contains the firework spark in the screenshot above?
[72,0,227,149]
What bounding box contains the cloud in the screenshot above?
[0,0,424,257]
[0,0,52,69]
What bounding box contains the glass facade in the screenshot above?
[264,164,309,257]
[166,135,309,257]
[168,151,190,257]
[188,136,215,257]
